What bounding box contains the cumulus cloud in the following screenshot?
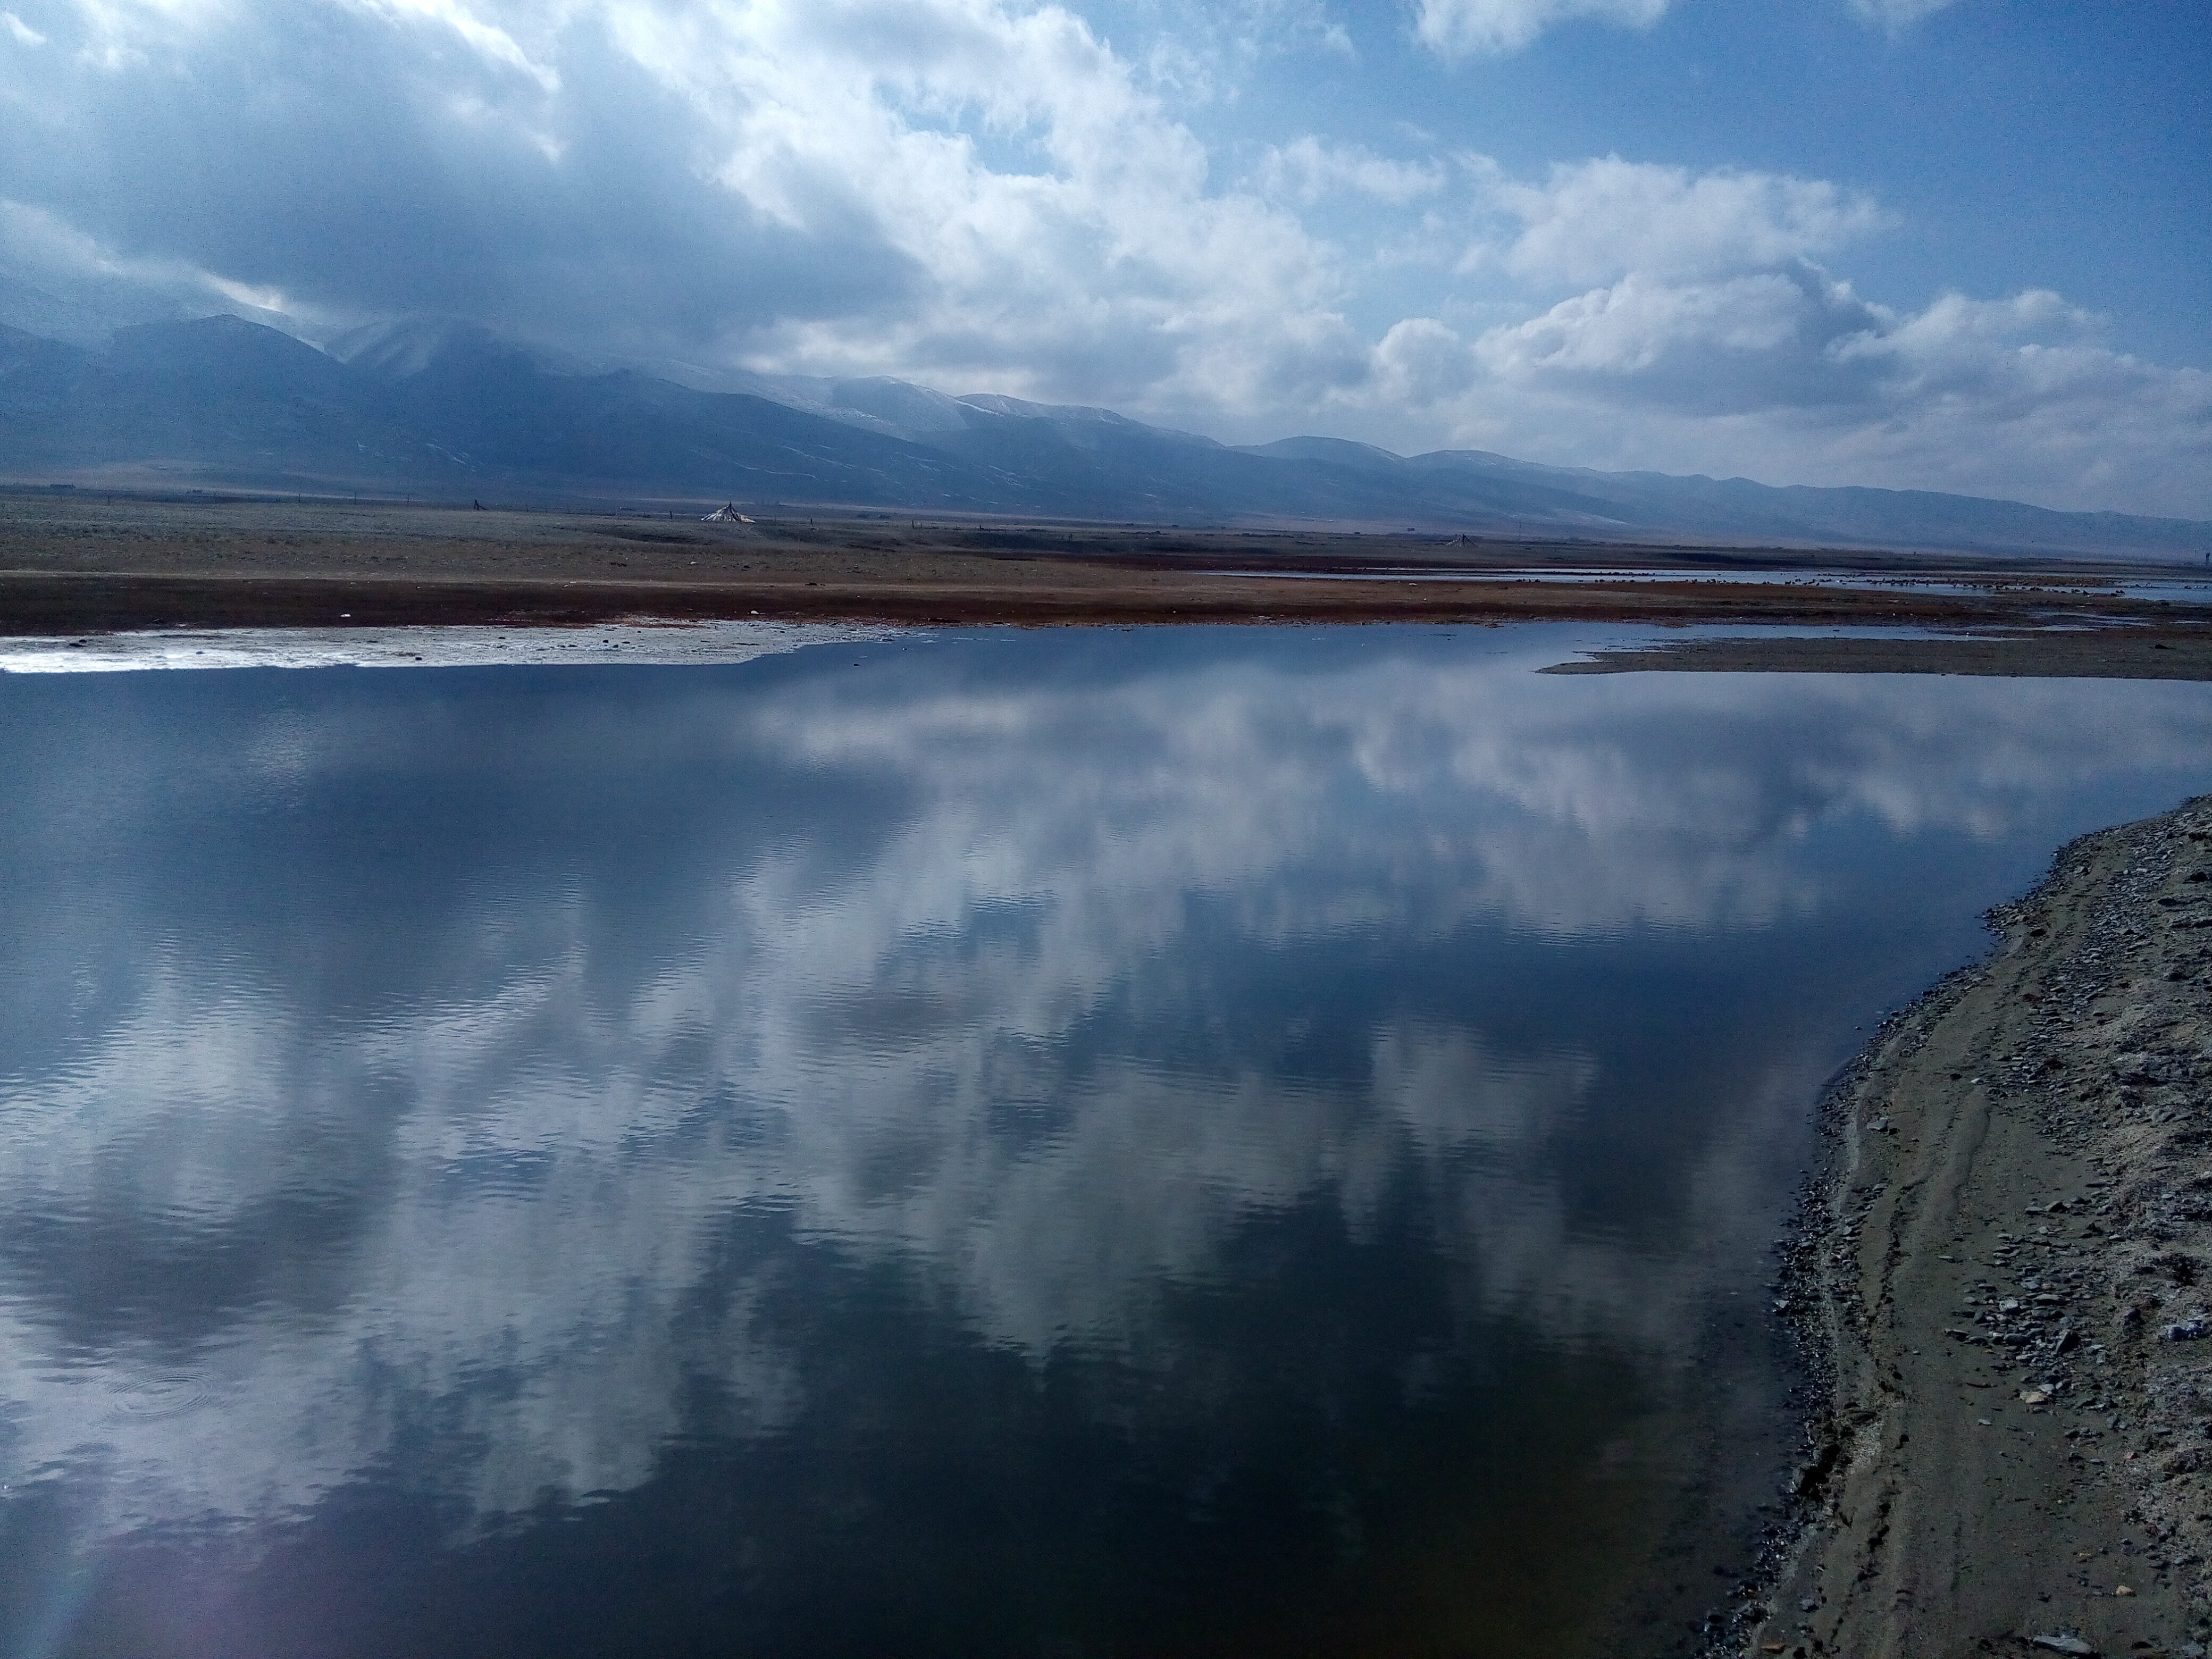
[0,2,2199,515]
[0,0,1368,408]
[11,635,2210,1540]
[1471,263,1892,409]
[1320,153,2212,515]
[1467,155,1893,287]
[1371,314,1479,405]
[1348,269,2212,512]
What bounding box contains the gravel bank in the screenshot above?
[1751,795,2212,1659]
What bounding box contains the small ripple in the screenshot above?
[100,1368,214,1424]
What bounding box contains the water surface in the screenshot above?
[3,624,2208,1659]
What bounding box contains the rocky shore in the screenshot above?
[1750,794,2212,1659]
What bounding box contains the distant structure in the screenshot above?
[702,504,755,523]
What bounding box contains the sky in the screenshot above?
[0,0,2206,515]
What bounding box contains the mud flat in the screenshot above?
[2,495,2209,663]
[1750,795,2212,1659]
[1547,633,2212,682]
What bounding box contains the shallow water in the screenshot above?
[2,624,2209,1659]
[1206,568,2212,602]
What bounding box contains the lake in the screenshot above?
[3,623,2209,1659]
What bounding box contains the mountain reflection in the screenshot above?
[2,626,2208,1657]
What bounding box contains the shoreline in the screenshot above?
[1545,633,2212,682]
[2,498,2209,676]
[1748,794,2212,1659]
[5,572,2210,683]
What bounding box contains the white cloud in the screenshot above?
[1848,0,1964,29]
[1,9,46,44]
[1412,0,1669,59]
[358,0,559,91]
[0,2,2200,516]
[13,638,2210,1541]
[0,0,1369,407]
[1468,155,1893,287]
[1337,267,2212,514]
[1372,314,1478,404]
[0,197,324,336]
[1113,0,1355,106]
[1471,264,1883,400]
[1412,0,1961,56]
[1304,153,2212,515]
[1259,136,1445,205]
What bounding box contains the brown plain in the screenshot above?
[1,492,2209,678]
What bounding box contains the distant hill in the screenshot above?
[3,313,2207,561]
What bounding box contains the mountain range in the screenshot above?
[2,310,2207,560]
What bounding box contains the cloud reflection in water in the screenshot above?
[1,625,2208,1654]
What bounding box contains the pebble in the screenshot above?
[1781,803,2212,1655]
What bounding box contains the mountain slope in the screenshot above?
[2,312,2206,559]
[0,317,445,483]
[340,322,1039,506]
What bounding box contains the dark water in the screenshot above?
[2,624,2208,1659]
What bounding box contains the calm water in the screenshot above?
[3,624,2209,1659]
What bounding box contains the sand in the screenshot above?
[1747,795,2212,1659]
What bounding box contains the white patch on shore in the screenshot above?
[0,620,911,674]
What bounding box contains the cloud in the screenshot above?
[1110,0,1355,106]
[10,634,2211,1542]
[1848,0,1964,29]
[1411,0,1962,56]
[1468,155,1893,287]
[1259,136,1445,205]
[0,197,318,336]
[1311,153,2212,515]
[0,0,1367,409]
[0,2,2199,516]
[1342,268,2212,512]
[1411,0,1669,59]
[363,0,561,91]
[1471,263,1892,409]
[1372,314,1479,404]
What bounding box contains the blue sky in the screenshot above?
[1145,1,2211,361]
[0,0,2206,514]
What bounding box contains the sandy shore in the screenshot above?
[1748,794,2212,1659]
